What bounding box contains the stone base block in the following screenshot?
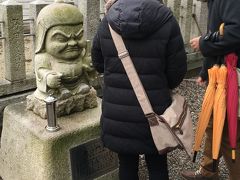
[0,100,118,180]
[26,88,98,119]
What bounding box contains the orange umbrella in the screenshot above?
[212,64,227,171]
[193,65,218,162]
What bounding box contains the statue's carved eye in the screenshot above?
[75,29,84,40]
[75,34,83,40]
[53,34,68,42]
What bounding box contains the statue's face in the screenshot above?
[45,24,85,60]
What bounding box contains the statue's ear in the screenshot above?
[35,23,47,54]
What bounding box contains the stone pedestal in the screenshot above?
[26,88,98,119]
[0,100,119,180]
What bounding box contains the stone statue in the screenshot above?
[27,2,98,118]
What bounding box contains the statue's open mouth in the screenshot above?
[65,47,80,52]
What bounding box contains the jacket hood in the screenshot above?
[106,0,172,39]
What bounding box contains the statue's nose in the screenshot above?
[68,39,78,46]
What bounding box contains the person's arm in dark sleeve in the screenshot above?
[199,56,216,81]
[166,18,187,89]
[199,0,240,57]
[91,31,104,73]
[199,58,208,81]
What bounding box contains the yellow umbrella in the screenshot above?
[193,65,218,162]
[212,64,227,171]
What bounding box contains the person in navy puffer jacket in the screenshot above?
[91,0,187,179]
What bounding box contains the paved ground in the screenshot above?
[138,80,229,180]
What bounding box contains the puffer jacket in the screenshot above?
[91,0,187,154]
[199,0,240,80]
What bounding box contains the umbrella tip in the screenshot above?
[212,159,218,172]
[192,151,198,163]
[232,149,236,162]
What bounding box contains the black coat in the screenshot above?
[91,0,187,154]
[199,0,240,80]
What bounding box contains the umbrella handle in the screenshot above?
[219,23,224,36]
[216,56,224,65]
[192,151,198,163]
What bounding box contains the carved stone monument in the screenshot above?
[0,2,118,180]
[26,1,98,118]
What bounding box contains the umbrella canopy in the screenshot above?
[226,53,238,161]
[193,65,218,162]
[212,65,227,169]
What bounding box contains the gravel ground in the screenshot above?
[138,79,229,180]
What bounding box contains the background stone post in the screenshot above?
[29,0,48,33]
[199,1,208,35]
[182,0,194,44]
[172,0,181,22]
[78,0,100,40]
[0,0,26,82]
[100,0,105,19]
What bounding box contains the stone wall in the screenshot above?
[164,0,208,79]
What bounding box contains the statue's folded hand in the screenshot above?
[47,72,63,89]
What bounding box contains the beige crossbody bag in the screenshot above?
[109,24,194,158]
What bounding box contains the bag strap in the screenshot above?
[108,24,159,124]
[108,24,185,148]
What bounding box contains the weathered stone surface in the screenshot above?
[70,138,118,179]
[198,0,208,34]
[27,2,98,118]
[78,0,100,40]
[95,169,119,180]
[0,99,118,180]
[0,90,33,132]
[187,52,203,70]
[0,3,26,81]
[0,74,36,97]
[165,0,208,44]
[27,87,98,119]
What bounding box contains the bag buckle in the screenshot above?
[118,51,129,60]
[146,113,159,127]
